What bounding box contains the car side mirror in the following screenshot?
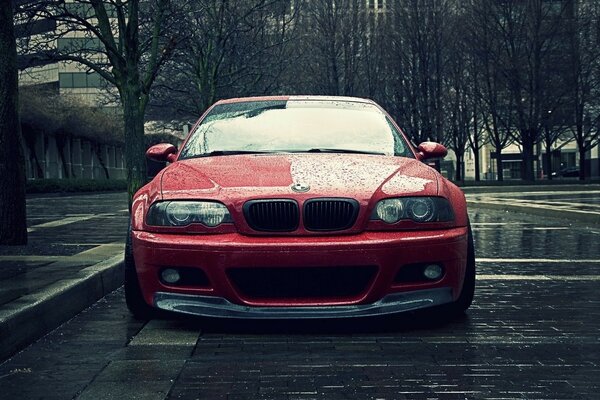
[146,143,178,163]
[416,142,447,161]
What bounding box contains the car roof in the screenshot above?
[214,95,377,106]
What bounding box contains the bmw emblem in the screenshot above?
[291,182,310,193]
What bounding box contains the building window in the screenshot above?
[64,3,118,18]
[59,72,73,88]
[59,72,106,88]
[72,73,87,88]
[87,73,102,87]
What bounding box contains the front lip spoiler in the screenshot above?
[153,288,453,319]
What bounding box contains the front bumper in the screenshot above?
[132,227,468,314]
[154,288,453,319]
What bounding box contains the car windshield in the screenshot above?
[179,100,413,159]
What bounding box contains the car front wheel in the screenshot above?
[450,222,476,314]
[420,222,475,320]
[124,224,156,320]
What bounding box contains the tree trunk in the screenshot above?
[56,134,70,178]
[521,134,536,181]
[93,144,110,180]
[121,84,147,207]
[496,152,504,181]
[22,130,43,178]
[544,139,553,181]
[455,153,463,182]
[473,149,480,181]
[579,147,586,181]
[0,2,27,245]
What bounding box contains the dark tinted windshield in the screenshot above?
[179,100,413,159]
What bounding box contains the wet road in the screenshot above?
[469,189,600,215]
[1,205,600,399]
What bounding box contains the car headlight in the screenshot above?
[375,199,404,223]
[371,197,454,223]
[147,201,232,227]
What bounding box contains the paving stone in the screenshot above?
[77,381,173,400]
[1,192,600,399]
[130,320,201,346]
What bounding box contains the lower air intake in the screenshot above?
[227,266,377,300]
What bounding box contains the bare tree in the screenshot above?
[444,3,491,182]
[445,8,470,182]
[446,85,470,181]
[568,0,600,180]
[540,111,571,179]
[469,0,513,181]
[466,71,487,182]
[295,0,368,96]
[151,0,299,119]
[360,10,388,100]
[386,0,454,145]
[0,1,27,245]
[490,0,572,181]
[22,0,178,204]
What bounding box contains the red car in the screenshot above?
[125,96,475,320]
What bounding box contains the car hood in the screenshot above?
[159,153,439,200]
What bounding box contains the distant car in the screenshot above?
[125,96,475,321]
[551,166,579,178]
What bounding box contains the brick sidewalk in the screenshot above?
[0,192,128,360]
[1,185,598,362]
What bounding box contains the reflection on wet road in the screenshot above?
[1,205,599,399]
[470,207,600,262]
[468,190,600,215]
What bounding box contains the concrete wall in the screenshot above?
[24,132,125,180]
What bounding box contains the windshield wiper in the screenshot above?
[186,148,386,159]
[305,148,386,155]
[192,150,277,158]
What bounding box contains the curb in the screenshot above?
[0,255,124,361]
[467,200,600,226]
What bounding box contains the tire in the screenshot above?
[124,224,156,320]
[419,221,475,321]
[446,221,476,316]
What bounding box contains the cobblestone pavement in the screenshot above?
[1,199,599,399]
[0,191,128,298]
[0,192,129,257]
[0,192,129,360]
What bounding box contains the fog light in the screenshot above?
[423,264,443,280]
[161,268,181,284]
